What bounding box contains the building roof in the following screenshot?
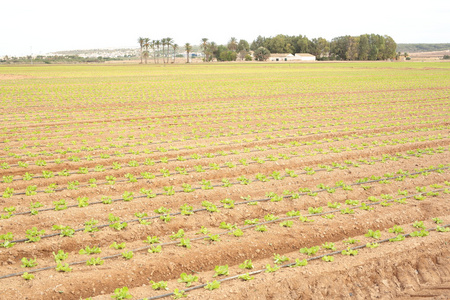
[295,53,315,57]
[269,53,291,57]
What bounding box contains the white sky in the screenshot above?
[1,0,449,56]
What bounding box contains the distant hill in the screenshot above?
[397,44,450,53]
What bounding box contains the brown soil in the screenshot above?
[0,64,449,300]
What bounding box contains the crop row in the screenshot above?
[1,161,447,244]
[2,128,447,187]
[2,140,447,206]
[2,97,446,137]
[1,190,447,281]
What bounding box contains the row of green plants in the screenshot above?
[2,129,446,186]
[2,111,447,158]
[2,81,445,129]
[9,212,449,290]
[2,143,447,216]
[119,222,449,300]
[3,99,445,144]
[1,161,447,246]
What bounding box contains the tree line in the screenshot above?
[138,33,398,63]
[250,34,397,60]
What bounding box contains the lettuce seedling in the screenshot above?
[204,281,220,290]
[291,258,308,267]
[265,264,280,273]
[273,253,289,264]
[55,262,72,272]
[112,287,132,299]
[21,257,38,268]
[79,246,101,255]
[239,259,254,269]
[22,272,35,280]
[322,255,334,262]
[366,242,380,249]
[177,238,191,248]
[110,242,126,249]
[365,230,381,239]
[342,247,358,256]
[178,273,198,287]
[238,273,255,281]
[300,246,320,255]
[213,265,229,277]
[86,257,104,265]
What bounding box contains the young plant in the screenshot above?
[322,255,334,262]
[111,287,132,300]
[53,250,68,262]
[265,264,280,272]
[342,247,358,256]
[86,257,104,266]
[22,272,35,280]
[178,273,198,287]
[300,246,320,256]
[365,230,381,239]
[204,281,220,291]
[213,265,229,277]
[21,257,38,268]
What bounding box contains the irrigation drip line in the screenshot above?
[4,145,448,218]
[0,187,447,281]
[137,224,450,300]
[4,134,448,195]
[1,117,447,162]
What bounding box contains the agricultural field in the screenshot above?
[0,62,449,300]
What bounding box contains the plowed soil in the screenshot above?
[0,62,449,300]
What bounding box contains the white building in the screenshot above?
[269,53,316,61]
[291,53,316,61]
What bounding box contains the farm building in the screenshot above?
[269,53,316,61]
[292,53,316,61]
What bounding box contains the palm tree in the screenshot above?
[185,43,192,63]
[143,38,150,64]
[155,40,161,64]
[208,42,217,61]
[160,38,166,63]
[201,38,209,61]
[151,40,157,64]
[172,43,178,63]
[137,37,145,64]
[228,37,238,52]
[165,37,173,64]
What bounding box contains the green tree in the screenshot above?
[251,35,266,51]
[358,34,369,60]
[143,38,150,64]
[295,35,310,53]
[172,43,178,63]
[228,37,238,52]
[208,42,218,61]
[185,43,192,63]
[201,38,209,61]
[237,39,250,60]
[383,35,397,60]
[311,37,329,59]
[138,37,145,64]
[165,37,173,63]
[345,36,359,60]
[155,40,161,63]
[253,47,270,61]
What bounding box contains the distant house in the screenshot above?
[269,53,292,61]
[269,53,316,61]
[291,53,316,61]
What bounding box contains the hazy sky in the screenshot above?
[1,0,449,56]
